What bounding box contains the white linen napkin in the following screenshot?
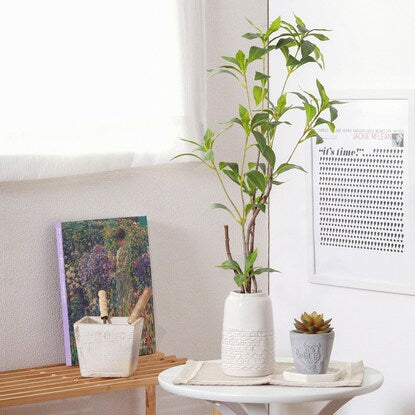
[173,360,364,387]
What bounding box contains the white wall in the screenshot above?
[269,1,415,414]
[0,1,268,414]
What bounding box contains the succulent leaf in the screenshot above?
[293,311,333,334]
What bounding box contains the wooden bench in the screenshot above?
[0,352,185,415]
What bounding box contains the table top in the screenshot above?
[158,359,383,404]
[0,352,186,409]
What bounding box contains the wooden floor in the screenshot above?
[0,352,186,410]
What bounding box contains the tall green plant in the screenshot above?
[174,16,340,293]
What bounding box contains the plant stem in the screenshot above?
[212,163,243,221]
[224,225,245,293]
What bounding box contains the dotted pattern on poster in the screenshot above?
[317,147,404,253]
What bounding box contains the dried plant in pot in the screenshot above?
[290,312,335,374]
[175,15,340,377]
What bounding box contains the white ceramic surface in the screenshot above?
[74,316,143,377]
[221,291,274,377]
[283,366,343,383]
[158,359,384,404]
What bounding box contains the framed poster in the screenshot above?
[309,90,415,295]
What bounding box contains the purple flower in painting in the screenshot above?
[135,252,152,288]
[77,244,115,297]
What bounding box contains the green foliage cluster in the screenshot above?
[175,16,341,293]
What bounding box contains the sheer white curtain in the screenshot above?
[0,0,206,181]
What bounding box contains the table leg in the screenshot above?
[210,401,267,415]
[318,398,351,415]
[145,385,156,415]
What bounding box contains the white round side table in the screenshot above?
[158,359,383,415]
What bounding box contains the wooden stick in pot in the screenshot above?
[128,288,152,324]
[98,290,109,324]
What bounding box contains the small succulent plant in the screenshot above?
[293,312,333,334]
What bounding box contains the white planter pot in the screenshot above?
[221,291,275,377]
[74,316,144,377]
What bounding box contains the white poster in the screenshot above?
[311,92,415,294]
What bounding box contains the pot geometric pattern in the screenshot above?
[221,328,274,372]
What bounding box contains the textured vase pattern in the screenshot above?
[221,328,274,373]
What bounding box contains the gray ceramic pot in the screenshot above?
[289,331,335,374]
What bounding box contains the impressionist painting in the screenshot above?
[57,216,156,365]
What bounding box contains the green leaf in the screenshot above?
[254,71,270,81]
[327,121,335,132]
[313,45,325,69]
[248,162,266,173]
[294,14,306,27]
[267,16,281,34]
[239,104,249,120]
[277,93,287,115]
[209,69,239,80]
[330,100,347,105]
[252,131,267,151]
[211,203,235,217]
[297,24,308,34]
[204,128,214,146]
[253,267,280,275]
[236,50,246,70]
[275,37,295,49]
[253,86,267,105]
[275,163,306,176]
[248,46,267,63]
[228,117,243,128]
[300,56,317,67]
[257,203,266,213]
[272,180,284,185]
[219,161,239,173]
[170,153,206,163]
[221,55,239,66]
[305,129,323,144]
[234,274,247,288]
[251,112,269,128]
[244,249,258,273]
[304,91,320,108]
[330,106,338,122]
[281,20,296,32]
[245,17,263,34]
[244,203,254,215]
[222,169,240,185]
[179,137,204,150]
[218,259,242,274]
[301,40,314,57]
[262,145,276,169]
[304,103,316,124]
[286,54,300,67]
[246,170,266,193]
[291,92,309,104]
[315,117,335,132]
[310,33,330,41]
[316,79,329,108]
[204,149,214,161]
[242,32,261,39]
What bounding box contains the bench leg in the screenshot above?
[146,385,156,415]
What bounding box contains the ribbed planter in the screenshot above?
[221,291,274,377]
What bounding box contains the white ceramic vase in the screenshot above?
[221,291,275,377]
